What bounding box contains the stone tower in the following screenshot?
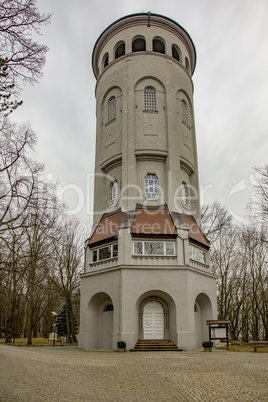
[79,13,217,351]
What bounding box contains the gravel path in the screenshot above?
[1,344,267,401]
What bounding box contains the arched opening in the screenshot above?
[103,53,109,69]
[132,38,146,52]
[87,292,114,350]
[172,45,180,62]
[194,293,213,346]
[153,38,165,54]
[115,42,125,59]
[139,296,169,339]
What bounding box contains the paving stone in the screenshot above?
[0,345,267,401]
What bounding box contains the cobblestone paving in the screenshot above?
[1,345,268,401]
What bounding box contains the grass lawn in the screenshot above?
[216,341,268,353]
[0,338,76,347]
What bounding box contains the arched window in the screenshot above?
[153,39,165,54]
[104,304,114,312]
[132,38,146,52]
[182,181,188,205]
[115,42,125,59]
[103,53,109,69]
[145,174,158,199]
[181,100,189,126]
[144,86,156,111]
[185,57,190,72]
[172,45,180,62]
[107,96,116,123]
[110,180,119,205]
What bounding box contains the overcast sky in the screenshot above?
[12,0,268,235]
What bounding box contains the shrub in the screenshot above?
[202,341,213,348]
[117,341,126,349]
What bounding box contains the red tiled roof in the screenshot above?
[87,211,121,245]
[131,207,177,236]
[87,205,209,248]
[171,212,210,247]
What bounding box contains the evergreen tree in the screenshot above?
[56,304,78,342]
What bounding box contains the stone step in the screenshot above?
[130,339,182,352]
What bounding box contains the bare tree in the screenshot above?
[0,0,51,115]
[201,201,232,244]
[24,184,61,345]
[248,164,268,237]
[0,119,43,234]
[47,219,82,343]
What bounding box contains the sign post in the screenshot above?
[206,320,230,350]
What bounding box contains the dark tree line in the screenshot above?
[201,165,268,341]
[0,1,81,345]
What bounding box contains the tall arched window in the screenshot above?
[132,38,146,52]
[144,87,156,111]
[145,174,158,198]
[108,96,116,123]
[115,42,125,59]
[110,180,119,205]
[153,39,165,54]
[181,100,189,126]
[182,181,188,205]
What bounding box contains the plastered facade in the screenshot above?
[79,13,217,351]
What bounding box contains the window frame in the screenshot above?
[145,173,158,199]
[91,243,118,263]
[189,244,207,264]
[144,86,157,112]
[133,240,176,256]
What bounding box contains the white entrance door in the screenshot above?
[143,301,164,339]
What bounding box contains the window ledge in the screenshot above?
[90,257,118,265]
[132,254,176,258]
[143,110,158,114]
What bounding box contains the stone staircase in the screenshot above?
[130,339,182,352]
